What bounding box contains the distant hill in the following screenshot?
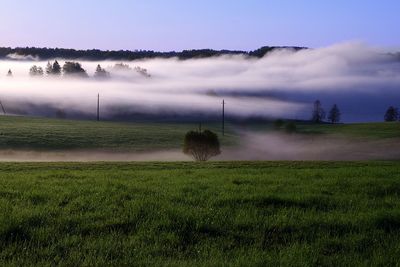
[0,46,306,61]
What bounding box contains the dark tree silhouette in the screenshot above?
[52,60,61,76]
[45,61,53,75]
[328,104,341,124]
[6,69,12,77]
[45,60,61,76]
[0,46,307,61]
[94,64,110,79]
[311,100,325,123]
[62,61,88,77]
[183,130,221,161]
[384,106,399,122]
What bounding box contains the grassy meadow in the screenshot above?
[1,161,400,266]
[0,116,236,151]
[0,116,400,265]
[0,115,399,153]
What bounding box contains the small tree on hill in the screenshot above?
[311,100,325,123]
[183,130,221,161]
[6,69,12,77]
[384,106,398,122]
[328,104,341,124]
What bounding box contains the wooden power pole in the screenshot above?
[0,100,6,115]
[97,93,100,121]
[222,99,225,136]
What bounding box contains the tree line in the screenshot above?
[0,46,306,61]
[311,100,400,123]
[6,61,150,79]
[28,60,107,78]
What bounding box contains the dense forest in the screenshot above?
[0,46,306,61]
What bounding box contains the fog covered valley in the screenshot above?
[0,42,399,123]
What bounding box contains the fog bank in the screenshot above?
[0,42,399,122]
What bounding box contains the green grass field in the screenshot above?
[0,116,236,151]
[0,115,399,153]
[1,161,400,266]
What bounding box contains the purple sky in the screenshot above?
[0,0,399,51]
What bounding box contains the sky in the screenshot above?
[0,0,399,51]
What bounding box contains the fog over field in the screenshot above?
[0,42,399,122]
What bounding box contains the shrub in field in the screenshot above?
[183,130,221,161]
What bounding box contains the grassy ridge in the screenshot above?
[0,116,236,151]
[0,161,400,266]
[296,122,400,139]
[237,121,400,139]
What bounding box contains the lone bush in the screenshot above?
[183,130,221,161]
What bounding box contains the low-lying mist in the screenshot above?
[0,42,399,122]
[0,131,398,162]
[218,131,400,161]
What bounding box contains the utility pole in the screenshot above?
[222,99,225,136]
[97,93,100,121]
[0,100,6,115]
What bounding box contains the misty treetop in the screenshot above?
[62,62,89,78]
[94,64,110,79]
[113,63,132,71]
[29,65,44,77]
[25,61,152,79]
[6,69,12,77]
[134,66,151,78]
[46,60,62,76]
